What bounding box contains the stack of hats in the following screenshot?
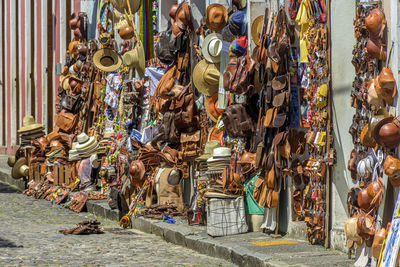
[68,142,80,161]
[196,141,221,176]
[75,133,98,159]
[46,139,68,164]
[206,147,232,176]
[18,116,45,149]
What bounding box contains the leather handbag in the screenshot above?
[162,112,180,144]
[55,110,78,133]
[223,53,256,95]
[172,85,198,130]
[179,130,201,161]
[60,94,81,113]
[221,104,255,138]
[253,176,267,207]
[372,227,387,259]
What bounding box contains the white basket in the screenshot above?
[206,196,248,237]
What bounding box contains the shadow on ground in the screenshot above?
[0,237,23,248]
[0,181,21,194]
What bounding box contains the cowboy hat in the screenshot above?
[12,158,29,179]
[251,15,264,46]
[123,41,145,77]
[18,116,44,133]
[93,48,122,72]
[172,2,193,36]
[111,0,141,14]
[205,93,224,122]
[365,8,386,39]
[193,59,220,96]
[206,4,228,32]
[202,33,223,63]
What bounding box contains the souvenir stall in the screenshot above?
[343,1,400,265]
[6,0,340,248]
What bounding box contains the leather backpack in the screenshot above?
[55,110,78,133]
[171,85,198,131]
[162,112,180,144]
[223,53,256,95]
[155,29,176,65]
[221,104,254,138]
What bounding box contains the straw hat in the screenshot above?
[18,116,43,133]
[75,133,97,152]
[202,33,223,63]
[207,147,232,163]
[196,140,221,161]
[251,15,264,46]
[205,93,224,122]
[193,59,220,96]
[122,41,145,77]
[111,0,141,14]
[93,48,122,72]
[206,4,228,32]
[12,158,29,179]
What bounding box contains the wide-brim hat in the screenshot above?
[205,93,224,122]
[207,147,231,163]
[122,40,145,77]
[111,0,141,14]
[76,135,97,152]
[251,15,264,46]
[373,116,400,149]
[193,59,220,96]
[93,48,122,73]
[18,116,44,133]
[12,158,29,179]
[196,140,221,161]
[206,4,228,32]
[202,33,223,63]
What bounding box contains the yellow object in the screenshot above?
[252,240,298,247]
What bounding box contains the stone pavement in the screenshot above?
[0,182,235,267]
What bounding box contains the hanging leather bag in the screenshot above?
[55,110,78,133]
[171,85,198,130]
[221,104,255,138]
[223,53,256,95]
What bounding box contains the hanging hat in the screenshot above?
[129,160,145,184]
[365,8,386,39]
[367,79,385,108]
[170,2,193,36]
[229,9,247,36]
[111,0,141,14]
[18,116,43,133]
[93,48,122,72]
[232,0,247,10]
[75,133,97,152]
[206,4,228,32]
[229,35,248,57]
[375,67,397,106]
[122,41,145,77]
[373,116,400,149]
[193,59,220,96]
[202,33,223,63]
[11,158,29,179]
[205,93,224,122]
[251,15,264,46]
[221,25,236,42]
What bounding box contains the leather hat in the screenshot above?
[251,15,263,46]
[375,68,396,106]
[206,4,228,32]
[366,37,387,61]
[367,78,385,108]
[237,152,256,174]
[11,158,29,179]
[18,116,44,133]
[202,33,223,63]
[93,48,122,73]
[357,187,373,211]
[172,2,193,36]
[365,8,386,39]
[193,59,220,96]
[122,41,145,77]
[384,155,400,178]
[129,160,145,183]
[205,93,224,122]
[373,116,400,149]
[111,0,141,14]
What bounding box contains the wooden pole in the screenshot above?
[325,0,332,249]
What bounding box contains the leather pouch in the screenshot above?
[55,110,78,133]
[272,91,289,107]
[264,108,276,127]
[273,113,287,128]
[272,74,288,90]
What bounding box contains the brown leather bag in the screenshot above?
[171,85,198,130]
[179,130,201,161]
[223,53,256,95]
[253,176,267,207]
[55,110,78,133]
[162,112,180,144]
[221,104,254,138]
[372,227,387,259]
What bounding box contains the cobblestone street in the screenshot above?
[0,182,235,266]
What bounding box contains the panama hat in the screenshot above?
[18,116,43,133]
[123,40,145,77]
[111,0,141,14]
[196,140,221,161]
[202,33,223,63]
[12,158,29,179]
[207,147,232,163]
[193,59,220,96]
[206,4,228,32]
[93,48,122,72]
[251,15,264,46]
[205,93,224,122]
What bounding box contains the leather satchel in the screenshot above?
[223,54,256,95]
[55,110,78,133]
[221,104,255,138]
[179,130,201,161]
[162,112,180,144]
[171,85,198,130]
[60,94,81,113]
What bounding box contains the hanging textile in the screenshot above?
[139,0,154,61]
